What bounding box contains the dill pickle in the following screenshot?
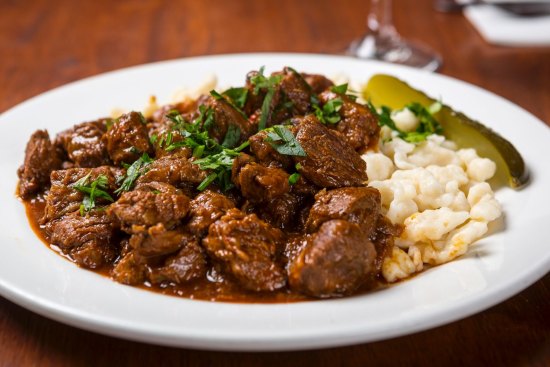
[363,74,529,189]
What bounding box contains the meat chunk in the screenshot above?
[302,73,334,94]
[206,96,256,144]
[41,166,124,223]
[134,181,182,195]
[202,209,286,292]
[242,70,267,116]
[129,223,191,257]
[247,130,287,168]
[276,67,313,115]
[234,162,290,203]
[256,193,311,231]
[288,220,376,297]
[112,251,147,285]
[187,190,236,236]
[244,67,312,127]
[108,190,190,233]
[231,153,254,183]
[150,127,192,159]
[248,130,293,169]
[148,240,207,284]
[103,111,152,165]
[319,91,380,152]
[306,187,381,235]
[17,130,63,198]
[147,109,194,159]
[136,156,207,195]
[46,211,117,269]
[293,115,368,188]
[55,119,111,167]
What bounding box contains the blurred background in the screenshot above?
[0,0,548,366]
[1,0,549,121]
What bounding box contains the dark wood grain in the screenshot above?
[1,0,549,365]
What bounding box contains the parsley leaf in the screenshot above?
[155,108,250,192]
[250,66,283,131]
[221,124,241,148]
[313,98,343,124]
[288,172,300,185]
[114,153,154,194]
[73,173,114,215]
[367,101,443,144]
[288,163,303,185]
[258,87,275,131]
[210,90,247,119]
[163,107,218,153]
[405,102,443,137]
[105,118,116,131]
[193,140,250,191]
[329,83,359,101]
[222,87,248,109]
[265,125,306,156]
[249,66,283,94]
[330,83,348,94]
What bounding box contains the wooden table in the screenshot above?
[1,0,549,365]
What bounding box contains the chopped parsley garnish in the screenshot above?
[258,88,275,131]
[368,101,443,143]
[221,124,241,148]
[222,87,248,109]
[331,83,348,95]
[330,83,358,101]
[313,98,343,124]
[151,107,250,192]
[250,66,284,94]
[162,107,218,153]
[210,90,247,119]
[114,153,154,194]
[105,118,116,131]
[250,66,283,131]
[73,173,114,216]
[265,125,306,156]
[193,140,250,191]
[288,172,300,185]
[138,112,147,125]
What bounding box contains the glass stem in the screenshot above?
[367,0,402,54]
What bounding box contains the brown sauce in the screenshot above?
[24,197,387,303]
[26,197,353,303]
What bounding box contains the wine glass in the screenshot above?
[348,0,442,71]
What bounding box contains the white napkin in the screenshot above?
[464,4,550,46]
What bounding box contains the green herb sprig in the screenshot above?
[287,163,303,185]
[250,66,283,130]
[222,87,248,109]
[115,153,154,194]
[210,90,247,119]
[264,125,306,156]
[312,97,343,125]
[153,107,250,191]
[368,101,443,143]
[193,140,250,191]
[73,173,114,215]
[161,107,218,156]
[330,83,358,101]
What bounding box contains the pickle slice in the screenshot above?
[363,74,529,189]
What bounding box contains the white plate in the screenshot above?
[0,53,549,351]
